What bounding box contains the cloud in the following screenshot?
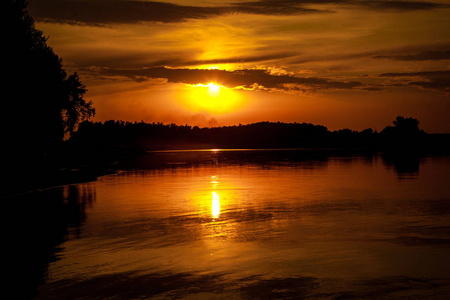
[227,0,330,16]
[361,87,383,91]
[146,52,299,68]
[374,50,450,61]
[29,0,449,25]
[28,0,325,26]
[361,0,448,11]
[66,50,298,69]
[238,0,449,13]
[29,0,224,25]
[92,66,362,91]
[380,70,450,91]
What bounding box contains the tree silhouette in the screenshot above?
[2,0,95,156]
[379,116,427,150]
[62,73,95,136]
[393,116,421,134]
[381,116,424,137]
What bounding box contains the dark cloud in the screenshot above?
[228,0,330,16]
[29,0,227,25]
[241,0,449,12]
[29,0,449,25]
[380,70,450,91]
[362,0,448,11]
[290,51,381,65]
[28,0,325,25]
[361,87,383,91]
[286,44,450,65]
[374,50,450,61]
[148,52,299,68]
[67,51,298,69]
[92,66,362,91]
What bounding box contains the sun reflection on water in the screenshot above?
[211,175,220,219]
[212,191,220,219]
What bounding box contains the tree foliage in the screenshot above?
[393,116,421,133]
[2,0,95,154]
[381,116,424,137]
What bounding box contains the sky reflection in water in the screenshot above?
[15,150,450,299]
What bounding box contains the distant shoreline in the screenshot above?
[147,147,374,153]
[69,119,450,154]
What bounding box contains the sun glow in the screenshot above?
[178,82,246,114]
[191,82,222,96]
[207,82,220,93]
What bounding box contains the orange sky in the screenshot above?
[29,0,450,132]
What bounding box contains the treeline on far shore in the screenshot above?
[67,116,449,153]
[4,116,449,198]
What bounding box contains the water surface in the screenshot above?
[5,150,450,299]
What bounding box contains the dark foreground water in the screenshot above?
[4,149,450,299]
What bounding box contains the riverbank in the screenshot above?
[1,145,143,199]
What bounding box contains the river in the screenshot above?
[5,149,450,299]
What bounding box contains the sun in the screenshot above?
[178,82,246,114]
[207,82,220,93]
